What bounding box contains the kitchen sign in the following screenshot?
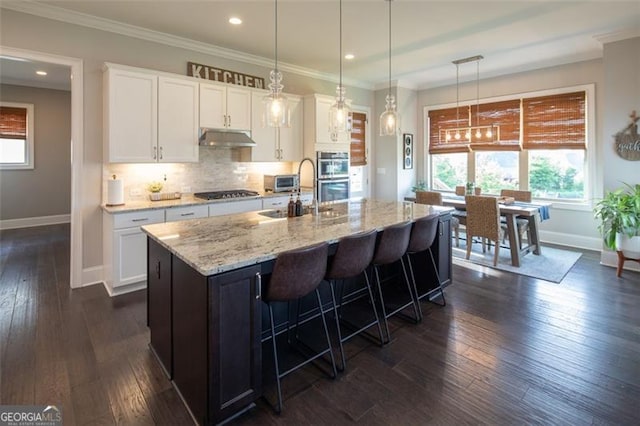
[187,61,265,89]
[614,111,640,161]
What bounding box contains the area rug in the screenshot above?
[452,242,582,283]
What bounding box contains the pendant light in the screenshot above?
[263,0,290,128]
[329,0,352,141]
[379,0,399,136]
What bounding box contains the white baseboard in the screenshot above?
[80,265,104,288]
[0,214,71,230]
[103,280,147,297]
[539,230,602,251]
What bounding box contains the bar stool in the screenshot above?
[405,213,446,311]
[371,221,421,343]
[325,229,384,371]
[262,241,337,414]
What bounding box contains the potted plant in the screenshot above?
[147,181,163,201]
[593,183,640,256]
[411,180,427,193]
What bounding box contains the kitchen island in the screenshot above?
[142,199,453,425]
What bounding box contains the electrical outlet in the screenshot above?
[181,186,191,193]
[130,188,142,196]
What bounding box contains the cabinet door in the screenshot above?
[250,91,278,161]
[148,238,173,378]
[113,227,147,287]
[208,199,262,217]
[208,265,262,423]
[200,82,226,129]
[226,86,252,131]
[262,196,291,210]
[279,96,303,161]
[315,96,333,144]
[106,68,157,162]
[158,77,199,162]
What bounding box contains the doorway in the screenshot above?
[0,46,83,288]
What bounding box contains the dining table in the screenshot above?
[440,195,551,267]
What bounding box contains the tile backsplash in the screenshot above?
[104,147,295,202]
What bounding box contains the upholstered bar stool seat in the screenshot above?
[325,229,384,371]
[262,241,337,414]
[371,221,421,343]
[405,213,446,309]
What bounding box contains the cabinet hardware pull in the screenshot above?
[132,218,149,222]
[181,212,195,216]
[156,260,161,279]
[228,115,231,127]
[153,146,157,160]
[255,272,262,300]
[159,146,163,159]
[439,222,443,236]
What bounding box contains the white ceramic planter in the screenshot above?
[615,232,640,257]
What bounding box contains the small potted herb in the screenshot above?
[147,181,163,201]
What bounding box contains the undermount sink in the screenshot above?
[257,209,288,219]
[257,205,348,220]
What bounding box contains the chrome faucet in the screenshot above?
[297,157,318,216]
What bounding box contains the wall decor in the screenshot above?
[187,61,265,89]
[614,110,640,161]
[403,133,413,169]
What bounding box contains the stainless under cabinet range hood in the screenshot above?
[198,129,257,147]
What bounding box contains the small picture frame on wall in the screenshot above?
[403,133,413,169]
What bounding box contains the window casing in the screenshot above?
[0,102,34,170]
[426,84,594,207]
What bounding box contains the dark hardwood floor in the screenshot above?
[1,224,639,425]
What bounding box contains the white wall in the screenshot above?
[600,36,640,271]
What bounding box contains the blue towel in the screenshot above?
[538,205,550,221]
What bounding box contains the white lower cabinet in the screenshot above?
[103,209,165,296]
[208,199,262,216]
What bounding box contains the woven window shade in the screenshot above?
[0,106,27,139]
[523,91,586,150]
[470,99,521,151]
[428,107,471,154]
[350,112,367,166]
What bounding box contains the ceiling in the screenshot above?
[1,1,639,90]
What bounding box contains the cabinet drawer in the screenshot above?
[166,205,209,222]
[262,196,291,210]
[113,209,165,229]
[208,199,262,217]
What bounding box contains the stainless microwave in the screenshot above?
[264,174,299,193]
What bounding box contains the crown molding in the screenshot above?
[594,27,640,44]
[1,2,373,90]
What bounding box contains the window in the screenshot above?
[427,85,592,204]
[350,111,366,166]
[0,102,34,170]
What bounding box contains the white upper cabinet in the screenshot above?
[303,94,350,158]
[104,64,199,163]
[200,82,251,131]
[158,76,199,162]
[251,91,303,162]
[278,96,303,161]
[104,67,158,163]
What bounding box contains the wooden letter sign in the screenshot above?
[187,61,265,89]
[614,111,640,161]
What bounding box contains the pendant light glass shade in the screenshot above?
[263,0,290,128]
[379,0,399,136]
[329,0,351,141]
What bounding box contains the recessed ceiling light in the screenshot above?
[229,17,242,25]
[345,53,355,60]
[36,70,48,76]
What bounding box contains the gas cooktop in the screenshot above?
[193,190,260,200]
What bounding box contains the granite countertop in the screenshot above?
[142,199,453,276]
[102,189,314,214]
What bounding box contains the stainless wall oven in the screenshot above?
[316,152,350,202]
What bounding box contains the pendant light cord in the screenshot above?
[456,63,460,123]
[274,0,278,73]
[476,60,480,126]
[339,0,343,89]
[388,0,392,97]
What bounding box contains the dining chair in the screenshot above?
[455,185,482,196]
[500,189,532,249]
[464,195,504,266]
[415,190,460,247]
